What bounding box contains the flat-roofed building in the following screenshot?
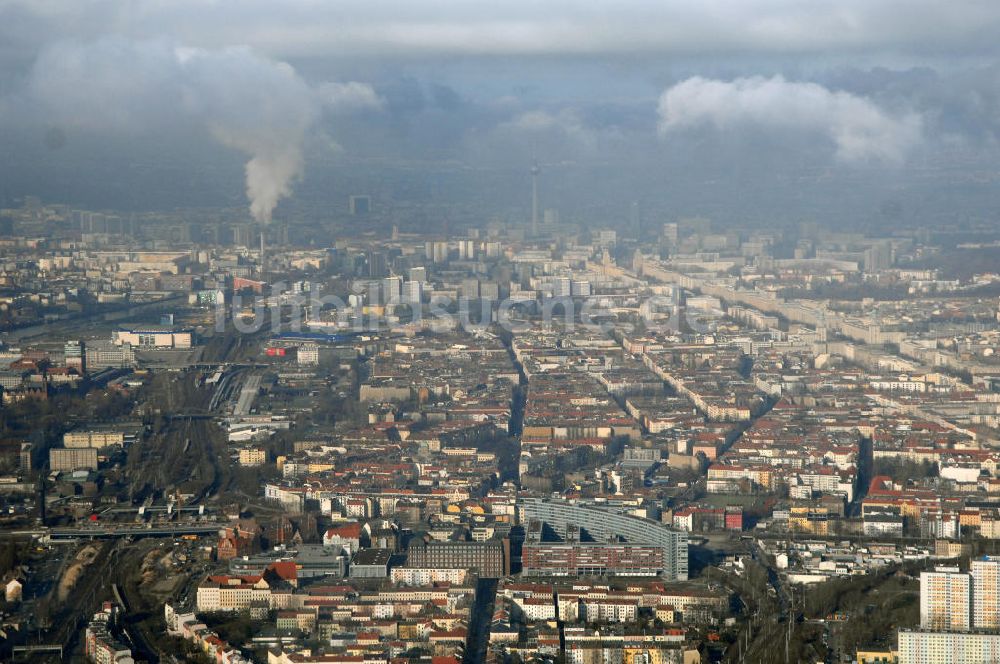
[50,447,98,472]
[520,496,688,580]
[64,430,125,449]
[405,540,507,577]
[920,566,971,631]
[898,630,1000,664]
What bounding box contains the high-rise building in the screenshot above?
[920,566,972,631]
[64,340,84,372]
[19,443,31,474]
[408,266,427,283]
[972,556,1000,630]
[458,240,476,260]
[403,281,423,305]
[366,250,388,278]
[425,241,448,263]
[864,241,893,273]
[382,276,403,304]
[662,222,679,247]
[553,277,572,298]
[479,282,500,301]
[461,279,480,299]
[596,229,617,246]
[349,195,371,215]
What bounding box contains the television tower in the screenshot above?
[530,158,540,237]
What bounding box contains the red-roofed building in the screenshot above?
[323,521,362,554]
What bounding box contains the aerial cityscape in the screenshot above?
[4,3,1000,664]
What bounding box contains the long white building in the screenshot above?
[898,630,1000,664]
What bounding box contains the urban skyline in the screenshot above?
[4,3,1000,664]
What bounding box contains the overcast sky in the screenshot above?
[4,1,1000,61]
[2,1,1000,228]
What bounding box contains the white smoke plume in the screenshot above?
[19,38,380,222]
[657,75,923,164]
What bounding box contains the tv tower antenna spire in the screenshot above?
[530,157,540,237]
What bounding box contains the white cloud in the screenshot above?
[500,110,599,149]
[10,38,380,221]
[657,75,923,164]
[316,81,384,113]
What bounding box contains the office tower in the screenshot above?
[366,250,388,278]
[920,567,972,631]
[680,217,711,236]
[479,282,500,301]
[232,223,253,247]
[403,280,423,305]
[64,340,84,372]
[349,195,371,215]
[972,556,1000,630]
[662,223,679,247]
[798,220,820,240]
[864,241,893,273]
[382,276,403,304]
[571,280,592,297]
[408,266,427,283]
[553,277,572,298]
[531,159,540,236]
[366,281,382,307]
[461,279,480,299]
[19,443,31,474]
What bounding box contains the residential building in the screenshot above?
[920,567,971,631]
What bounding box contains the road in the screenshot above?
[465,578,498,664]
[848,436,874,517]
